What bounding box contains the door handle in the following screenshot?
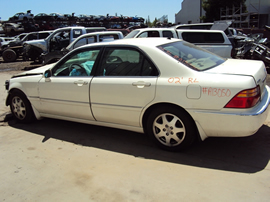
[74,80,88,86]
[132,81,151,88]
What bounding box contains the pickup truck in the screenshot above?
[42,31,124,64]
[124,28,233,58]
[23,26,106,63]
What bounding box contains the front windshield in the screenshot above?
[157,41,225,71]
[124,30,140,38]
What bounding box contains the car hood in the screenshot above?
[206,58,267,94]
[11,63,55,78]
[24,39,47,51]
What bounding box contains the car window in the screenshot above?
[98,47,158,76]
[73,36,96,49]
[73,29,83,38]
[163,31,173,38]
[138,31,160,38]
[157,41,225,71]
[52,49,100,77]
[181,32,225,43]
[99,34,119,42]
[39,32,50,39]
[125,30,140,38]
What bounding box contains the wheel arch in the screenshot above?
[142,102,202,141]
[6,87,26,106]
[6,88,41,120]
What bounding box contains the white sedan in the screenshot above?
[5,38,270,151]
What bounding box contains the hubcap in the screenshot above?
[153,113,186,147]
[11,96,26,120]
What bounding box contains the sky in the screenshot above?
[0,0,183,23]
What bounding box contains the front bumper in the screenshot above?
[190,85,270,140]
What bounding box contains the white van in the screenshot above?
[177,29,233,58]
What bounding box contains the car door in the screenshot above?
[38,48,101,120]
[90,46,159,127]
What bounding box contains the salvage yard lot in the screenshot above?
[0,58,270,201]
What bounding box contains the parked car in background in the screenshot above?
[177,29,233,58]
[0,24,5,36]
[0,31,52,62]
[124,28,178,38]
[2,23,24,36]
[0,37,14,44]
[8,10,34,22]
[64,13,78,21]
[49,13,67,21]
[125,28,233,58]
[5,38,270,151]
[107,28,130,36]
[33,13,54,21]
[42,31,124,64]
[23,26,106,63]
[174,23,213,30]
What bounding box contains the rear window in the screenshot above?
[99,34,119,42]
[181,32,225,43]
[157,41,225,71]
[86,28,106,33]
[73,29,82,38]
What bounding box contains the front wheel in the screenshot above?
[146,107,197,151]
[9,90,36,123]
[2,49,17,62]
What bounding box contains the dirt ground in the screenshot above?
[0,57,270,201]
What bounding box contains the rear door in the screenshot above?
[90,46,159,127]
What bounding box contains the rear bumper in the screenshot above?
[190,85,270,140]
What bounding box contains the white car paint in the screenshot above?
[5,38,270,150]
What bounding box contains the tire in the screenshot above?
[2,49,17,62]
[146,107,196,151]
[9,90,36,123]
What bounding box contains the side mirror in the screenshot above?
[44,69,52,78]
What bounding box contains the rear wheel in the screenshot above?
[146,107,196,151]
[9,90,35,123]
[2,49,17,62]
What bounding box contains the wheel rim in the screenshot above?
[153,113,186,147]
[6,52,13,60]
[11,96,26,120]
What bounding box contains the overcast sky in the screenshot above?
[0,0,183,23]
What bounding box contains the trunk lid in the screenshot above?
[206,59,267,97]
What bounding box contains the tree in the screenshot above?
[152,18,158,27]
[202,0,247,22]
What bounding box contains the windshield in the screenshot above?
[157,41,225,71]
[124,30,140,38]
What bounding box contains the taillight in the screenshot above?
[225,86,260,108]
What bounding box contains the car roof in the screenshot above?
[66,31,124,49]
[177,29,225,33]
[133,28,176,31]
[81,37,182,48]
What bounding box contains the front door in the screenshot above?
[38,48,101,120]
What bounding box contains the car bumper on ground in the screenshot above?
[190,85,270,140]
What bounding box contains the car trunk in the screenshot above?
[206,59,268,98]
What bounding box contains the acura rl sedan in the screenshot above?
[5,38,270,151]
